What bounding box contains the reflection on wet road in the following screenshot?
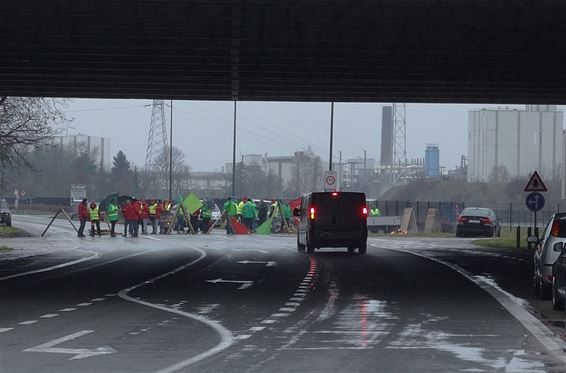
[0,216,563,372]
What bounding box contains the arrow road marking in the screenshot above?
[237,260,277,267]
[206,278,254,290]
[24,330,116,360]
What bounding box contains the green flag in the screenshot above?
[182,193,203,214]
[255,217,273,235]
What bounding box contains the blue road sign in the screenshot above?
[525,192,545,212]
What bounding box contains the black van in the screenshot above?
[294,192,368,254]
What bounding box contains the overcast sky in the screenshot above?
[64,100,538,172]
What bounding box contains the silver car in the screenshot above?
[533,212,566,299]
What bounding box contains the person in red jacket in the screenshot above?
[77,198,88,238]
[122,199,138,237]
[131,198,141,237]
[139,199,150,235]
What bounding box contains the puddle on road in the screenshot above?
[387,323,546,372]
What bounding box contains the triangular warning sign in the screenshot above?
[524,171,548,192]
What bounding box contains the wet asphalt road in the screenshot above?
[0,216,564,372]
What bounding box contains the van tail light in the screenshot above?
[362,207,368,216]
[482,217,492,225]
[551,220,560,236]
[458,216,465,223]
[309,207,315,220]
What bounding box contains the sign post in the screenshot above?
[323,170,337,192]
[524,171,548,241]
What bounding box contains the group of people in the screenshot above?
[222,197,293,234]
[76,198,168,238]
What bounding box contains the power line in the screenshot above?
[66,104,151,113]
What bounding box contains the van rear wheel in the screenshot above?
[358,241,367,255]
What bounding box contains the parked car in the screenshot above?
[455,207,500,237]
[294,191,368,254]
[534,213,566,299]
[0,199,11,227]
[551,241,566,310]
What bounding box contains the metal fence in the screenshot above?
[372,200,561,229]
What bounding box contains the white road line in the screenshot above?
[105,293,117,297]
[19,320,38,325]
[0,328,14,333]
[271,313,290,318]
[117,248,234,373]
[386,247,566,366]
[285,302,301,307]
[261,319,276,324]
[249,326,265,332]
[0,249,101,281]
[90,298,106,302]
[279,307,296,312]
[289,297,304,302]
[76,303,92,307]
[40,314,59,318]
[59,308,76,312]
[234,335,252,340]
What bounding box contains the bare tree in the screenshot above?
[0,97,69,191]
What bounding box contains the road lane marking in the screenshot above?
[0,249,100,281]
[271,313,290,318]
[261,319,276,324]
[234,335,252,340]
[249,326,265,332]
[0,328,14,333]
[386,247,566,366]
[279,307,296,312]
[117,248,234,373]
[237,260,277,267]
[205,278,254,290]
[24,330,116,360]
[76,303,92,307]
[59,308,76,312]
[105,293,117,297]
[290,297,304,302]
[19,321,38,325]
[40,314,59,318]
[90,298,105,302]
[285,302,301,307]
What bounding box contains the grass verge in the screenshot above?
[0,226,30,238]
[472,228,527,250]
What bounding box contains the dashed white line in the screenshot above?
[234,335,252,340]
[0,328,14,333]
[105,294,117,297]
[285,302,301,307]
[59,308,76,312]
[40,314,59,318]
[249,326,265,332]
[76,303,92,307]
[279,307,296,312]
[19,320,38,325]
[289,297,304,302]
[271,313,290,318]
[261,319,276,324]
[90,298,106,302]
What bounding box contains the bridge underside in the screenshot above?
[1,0,566,103]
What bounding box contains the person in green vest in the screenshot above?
[106,201,120,237]
[242,198,256,232]
[89,202,101,237]
[223,197,238,234]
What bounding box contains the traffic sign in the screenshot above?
[525,192,545,212]
[524,171,547,192]
[323,170,337,192]
[70,184,87,200]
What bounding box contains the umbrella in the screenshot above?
[98,193,119,212]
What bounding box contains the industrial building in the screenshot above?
[467,105,563,182]
[425,144,440,178]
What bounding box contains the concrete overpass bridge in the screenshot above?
[1,0,566,103]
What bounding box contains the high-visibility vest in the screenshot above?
[149,204,157,215]
[107,204,119,221]
[89,206,99,221]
